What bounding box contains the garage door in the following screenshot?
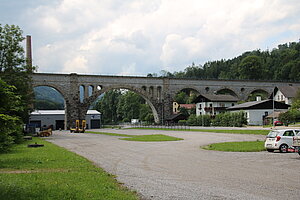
[91,119,100,129]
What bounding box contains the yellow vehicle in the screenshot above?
[38,128,52,137]
[70,120,86,133]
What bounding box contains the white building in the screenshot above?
[29,110,101,130]
[227,99,290,125]
[273,86,300,105]
[195,94,239,116]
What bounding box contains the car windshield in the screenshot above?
[266,131,279,138]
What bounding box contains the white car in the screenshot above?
[265,129,300,153]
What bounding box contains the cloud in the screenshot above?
[63,55,88,73]
[160,34,204,70]
[3,0,299,75]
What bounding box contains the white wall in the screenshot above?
[196,102,236,116]
[231,109,288,125]
[29,113,100,129]
[274,90,290,104]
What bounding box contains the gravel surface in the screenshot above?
[46,129,300,200]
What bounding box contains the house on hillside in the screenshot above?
[227,99,290,125]
[29,110,101,130]
[271,85,300,105]
[194,94,239,116]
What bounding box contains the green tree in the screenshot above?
[139,104,154,123]
[117,91,144,122]
[174,91,188,104]
[0,79,23,152]
[0,24,35,122]
[95,90,121,124]
[238,55,264,80]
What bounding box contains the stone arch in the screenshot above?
[83,84,160,123]
[32,85,67,129]
[246,89,270,101]
[215,88,238,97]
[173,87,200,101]
[32,84,68,103]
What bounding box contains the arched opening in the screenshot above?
[215,88,238,97]
[88,85,94,97]
[173,88,199,116]
[247,89,269,101]
[79,85,85,103]
[31,86,66,130]
[88,87,158,125]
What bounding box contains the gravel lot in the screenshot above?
[47,129,300,200]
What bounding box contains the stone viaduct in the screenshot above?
[31,72,300,129]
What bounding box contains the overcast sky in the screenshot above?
[1,0,300,76]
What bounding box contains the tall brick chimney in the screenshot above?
[26,35,32,67]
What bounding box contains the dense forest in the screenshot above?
[148,41,300,81]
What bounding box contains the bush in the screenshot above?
[186,114,211,126]
[212,111,247,127]
[187,114,197,126]
[0,114,23,153]
[279,109,300,124]
[178,120,187,125]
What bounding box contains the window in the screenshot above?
[283,131,294,137]
[265,112,268,116]
[210,103,212,107]
[232,103,235,106]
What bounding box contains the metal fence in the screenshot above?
[131,123,190,130]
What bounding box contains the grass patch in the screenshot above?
[129,128,269,135]
[86,131,183,142]
[0,137,138,200]
[202,141,265,152]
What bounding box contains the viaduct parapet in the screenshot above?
[31,73,300,129]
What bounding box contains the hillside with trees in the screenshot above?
[149,41,300,81]
[33,86,64,110]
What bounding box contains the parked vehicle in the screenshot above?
[265,129,300,153]
[274,120,283,126]
[292,132,300,156]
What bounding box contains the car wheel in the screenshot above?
[279,144,288,153]
[267,149,274,152]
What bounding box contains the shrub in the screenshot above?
[178,120,187,125]
[186,114,211,126]
[0,114,23,153]
[279,109,300,124]
[187,114,197,126]
[212,111,247,127]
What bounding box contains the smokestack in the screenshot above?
[26,35,32,67]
